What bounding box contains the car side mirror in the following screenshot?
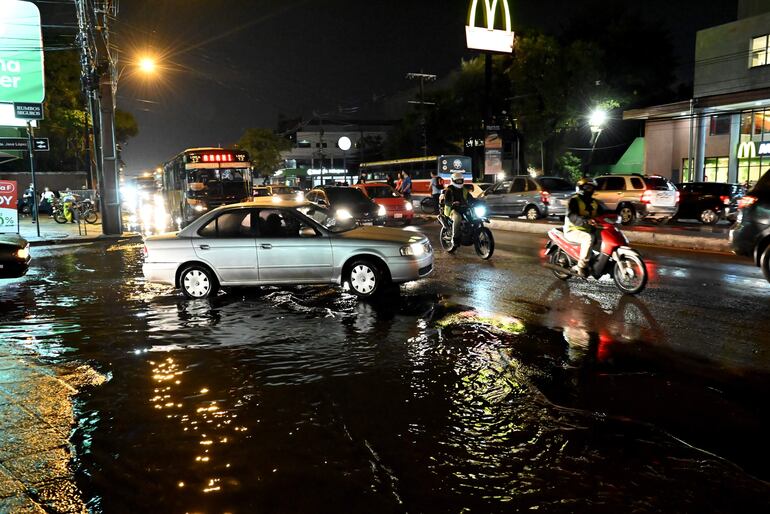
[300,227,317,237]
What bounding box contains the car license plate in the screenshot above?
[394,213,403,219]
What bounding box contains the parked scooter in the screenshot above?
[438,199,495,259]
[544,213,648,294]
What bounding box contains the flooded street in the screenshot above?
[1,233,769,513]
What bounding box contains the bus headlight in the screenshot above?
[473,205,487,218]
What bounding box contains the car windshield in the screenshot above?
[365,186,399,198]
[272,187,295,195]
[538,178,573,191]
[325,188,372,207]
[295,205,357,233]
[645,177,673,191]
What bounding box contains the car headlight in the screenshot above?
[295,192,304,201]
[405,201,413,211]
[400,242,426,256]
[194,205,207,212]
[473,205,487,218]
[378,204,387,217]
[336,208,354,220]
[16,245,29,260]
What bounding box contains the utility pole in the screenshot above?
[406,72,436,177]
[74,0,123,235]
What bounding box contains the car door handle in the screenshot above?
[199,244,210,250]
[260,243,272,249]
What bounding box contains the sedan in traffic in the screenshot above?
[305,186,387,226]
[0,234,31,279]
[353,182,413,225]
[730,170,770,281]
[142,199,433,299]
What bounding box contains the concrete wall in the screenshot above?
[643,119,693,179]
[694,11,770,98]
[0,172,88,193]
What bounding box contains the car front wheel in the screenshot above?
[346,259,384,298]
[180,265,219,299]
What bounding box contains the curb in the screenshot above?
[28,233,142,248]
[487,219,732,253]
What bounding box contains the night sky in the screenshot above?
[38,0,739,174]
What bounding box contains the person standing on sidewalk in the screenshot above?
[39,187,55,216]
[429,170,442,213]
[399,171,413,201]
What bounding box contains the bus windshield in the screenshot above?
[188,168,246,196]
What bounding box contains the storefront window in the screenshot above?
[682,157,729,182]
[754,111,765,135]
[741,112,753,135]
[738,157,769,187]
[709,115,731,136]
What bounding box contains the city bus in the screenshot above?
[161,147,252,228]
[358,155,472,196]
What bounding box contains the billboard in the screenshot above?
[465,0,515,54]
[484,131,503,176]
[0,0,45,103]
[0,180,19,233]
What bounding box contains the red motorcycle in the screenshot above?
[544,214,648,294]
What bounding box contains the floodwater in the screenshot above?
[0,240,768,513]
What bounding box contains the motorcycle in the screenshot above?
[53,198,99,224]
[438,199,495,259]
[544,214,648,294]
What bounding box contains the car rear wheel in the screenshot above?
[617,205,635,225]
[180,265,219,299]
[761,245,770,283]
[346,259,384,298]
[524,205,540,221]
[699,208,719,225]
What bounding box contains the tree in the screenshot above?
[237,128,292,179]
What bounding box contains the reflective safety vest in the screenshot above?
[565,195,600,232]
[443,186,470,217]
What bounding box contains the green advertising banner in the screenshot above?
[0,0,45,103]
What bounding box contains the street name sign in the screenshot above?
[0,180,19,233]
[0,137,49,151]
[13,102,43,120]
[0,1,45,103]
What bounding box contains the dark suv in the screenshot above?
[730,171,770,281]
[675,182,746,225]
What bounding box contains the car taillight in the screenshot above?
[143,245,148,258]
[738,195,757,209]
[675,190,680,203]
[641,190,654,204]
[720,195,730,205]
[541,191,550,205]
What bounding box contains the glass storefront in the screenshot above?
[682,157,729,183]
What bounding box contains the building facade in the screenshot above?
[624,0,770,186]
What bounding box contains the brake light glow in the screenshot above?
[720,195,730,205]
[641,189,654,204]
[541,191,551,205]
[143,244,148,258]
[675,190,680,203]
[738,195,757,209]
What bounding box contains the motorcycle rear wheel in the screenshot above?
[53,211,68,224]
[549,248,572,280]
[83,209,99,224]
[612,252,648,294]
[474,227,494,259]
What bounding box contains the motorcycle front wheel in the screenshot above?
[474,227,494,259]
[83,209,99,224]
[440,226,456,253]
[612,252,648,294]
[549,248,572,280]
[53,211,68,224]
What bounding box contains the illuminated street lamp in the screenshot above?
[586,108,608,173]
[138,57,156,74]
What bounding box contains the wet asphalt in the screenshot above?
[0,224,768,513]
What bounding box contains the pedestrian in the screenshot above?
[386,174,396,189]
[429,169,442,214]
[399,170,412,201]
[39,187,55,216]
[357,172,367,185]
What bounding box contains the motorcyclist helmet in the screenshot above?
[451,171,464,185]
[576,177,597,195]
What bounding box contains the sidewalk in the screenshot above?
[12,217,139,247]
[0,349,100,513]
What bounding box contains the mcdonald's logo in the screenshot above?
[737,141,756,159]
[465,0,514,54]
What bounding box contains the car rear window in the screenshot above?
[645,177,673,191]
[538,178,573,191]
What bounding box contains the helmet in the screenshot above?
[451,171,464,184]
[576,177,597,194]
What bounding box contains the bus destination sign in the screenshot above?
[185,150,249,164]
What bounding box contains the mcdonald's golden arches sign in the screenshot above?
[465,0,515,53]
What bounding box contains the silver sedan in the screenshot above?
[142,199,434,299]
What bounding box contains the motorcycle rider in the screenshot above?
[443,171,470,248]
[564,177,605,277]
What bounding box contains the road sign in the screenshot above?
[0,137,49,151]
[13,103,43,120]
[32,138,48,151]
[0,180,19,233]
[0,1,45,103]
